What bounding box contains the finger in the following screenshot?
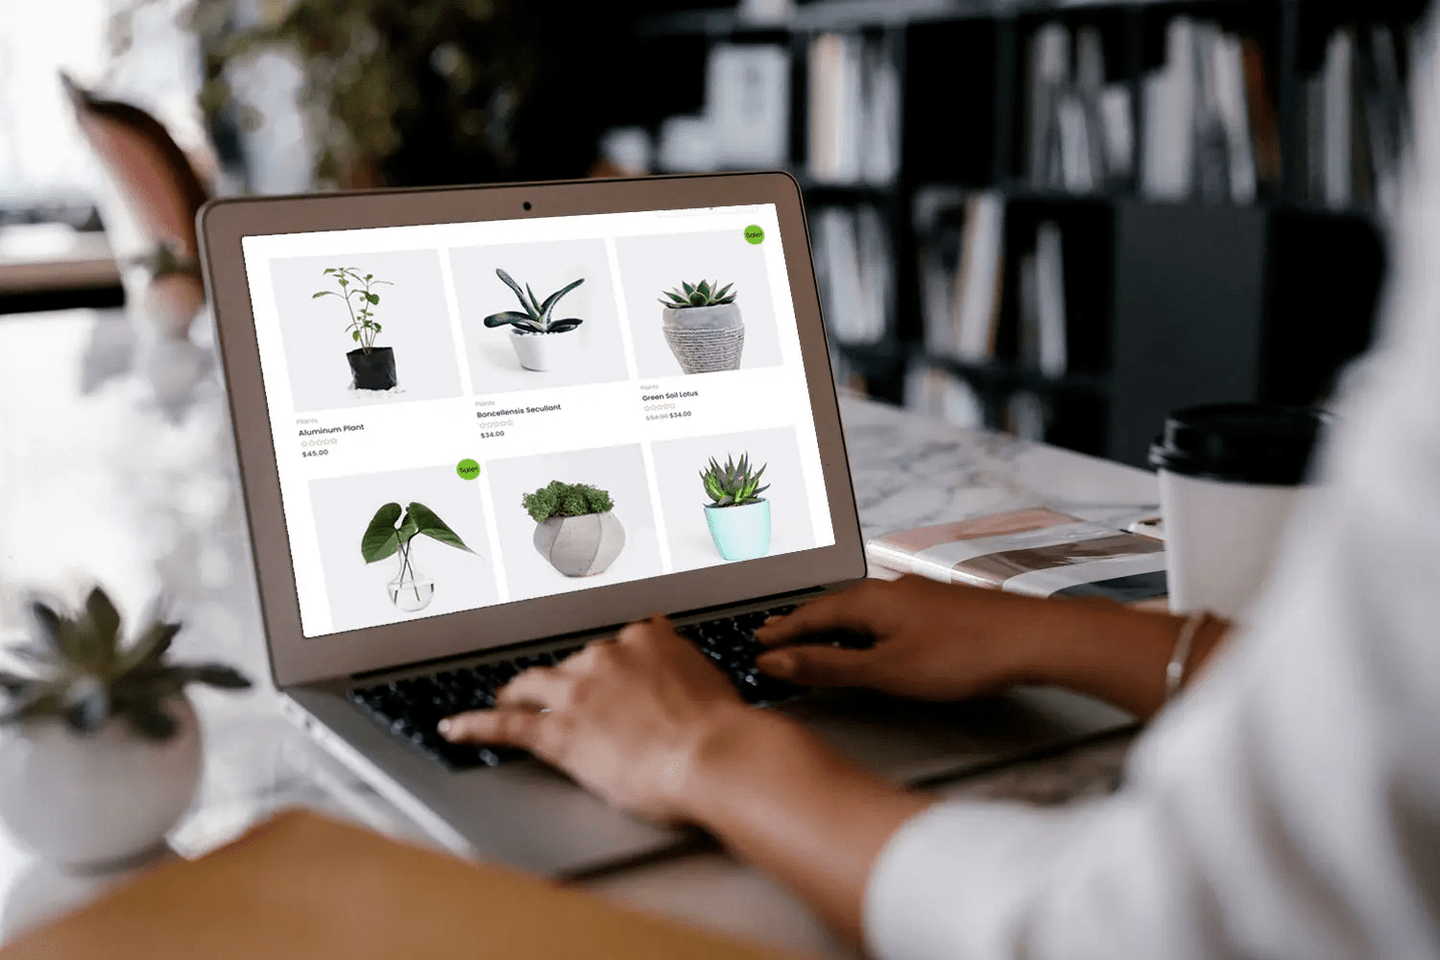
[754,643,877,687]
[438,707,542,747]
[754,585,877,645]
[495,666,568,709]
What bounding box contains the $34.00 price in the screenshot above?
[479,430,506,439]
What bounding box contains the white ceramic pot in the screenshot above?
[0,696,203,869]
[510,327,581,372]
[533,512,626,577]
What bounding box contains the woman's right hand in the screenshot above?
[755,575,1225,719]
[753,575,1063,701]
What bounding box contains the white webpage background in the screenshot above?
[241,203,835,638]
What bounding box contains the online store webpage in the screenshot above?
[241,203,836,638]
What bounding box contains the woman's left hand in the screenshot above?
[439,615,749,824]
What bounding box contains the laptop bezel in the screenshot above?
[198,172,866,688]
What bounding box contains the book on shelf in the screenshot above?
[866,507,1168,603]
[1034,220,1068,379]
[1026,22,1133,194]
[808,32,900,185]
[1297,22,1408,217]
[812,204,890,345]
[1139,16,1275,206]
[951,190,1005,362]
[706,43,791,169]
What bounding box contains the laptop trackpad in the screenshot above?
[776,687,1135,785]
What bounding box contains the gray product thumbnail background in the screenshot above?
[450,238,631,393]
[270,249,464,412]
[485,444,662,603]
[309,465,497,636]
[614,229,784,379]
[649,426,817,573]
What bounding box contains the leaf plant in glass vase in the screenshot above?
[522,481,625,577]
[482,268,585,372]
[659,279,743,375]
[362,502,476,612]
[0,587,252,870]
[700,453,771,561]
[314,267,396,391]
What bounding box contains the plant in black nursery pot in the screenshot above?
[314,267,396,390]
[483,268,585,372]
[361,502,475,612]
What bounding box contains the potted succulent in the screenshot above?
[483,268,585,372]
[522,481,625,577]
[0,588,251,870]
[701,453,771,561]
[361,501,476,612]
[659,279,743,375]
[313,266,396,390]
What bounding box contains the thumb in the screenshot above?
[755,644,875,688]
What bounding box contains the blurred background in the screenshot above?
[1,0,1421,467]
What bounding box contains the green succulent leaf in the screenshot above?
[176,664,253,690]
[547,318,583,333]
[124,705,178,741]
[483,311,534,328]
[361,502,404,562]
[700,452,769,507]
[538,279,584,320]
[118,619,181,675]
[494,269,537,318]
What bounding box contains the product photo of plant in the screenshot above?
[361,501,475,612]
[700,453,772,561]
[659,279,744,375]
[521,480,626,577]
[0,587,251,869]
[483,268,585,372]
[314,266,397,390]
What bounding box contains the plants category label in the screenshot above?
[241,203,836,638]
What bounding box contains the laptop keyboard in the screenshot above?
[346,603,873,771]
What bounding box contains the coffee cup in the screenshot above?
[1149,403,1329,622]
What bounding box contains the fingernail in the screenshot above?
[438,718,453,737]
[759,654,792,677]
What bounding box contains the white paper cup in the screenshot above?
[1150,404,1328,622]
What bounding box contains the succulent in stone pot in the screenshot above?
[0,587,251,869]
[659,280,744,375]
[522,481,625,577]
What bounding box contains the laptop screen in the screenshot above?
[239,202,836,639]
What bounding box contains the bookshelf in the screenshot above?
[624,0,1418,468]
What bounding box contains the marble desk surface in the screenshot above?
[0,310,1161,957]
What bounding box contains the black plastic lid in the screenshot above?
[1149,403,1330,486]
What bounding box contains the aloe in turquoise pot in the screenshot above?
[700,453,771,561]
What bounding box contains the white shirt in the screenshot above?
[865,20,1440,960]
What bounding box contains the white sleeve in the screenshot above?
[865,21,1440,960]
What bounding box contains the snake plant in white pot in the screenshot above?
[0,588,251,870]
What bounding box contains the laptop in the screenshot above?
[198,172,1129,877]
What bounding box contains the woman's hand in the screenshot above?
[754,575,1056,701]
[438,615,748,824]
[756,575,1228,720]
